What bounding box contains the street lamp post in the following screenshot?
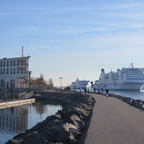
[59,77,63,90]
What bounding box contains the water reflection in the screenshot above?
[0,106,28,132]
[0,102,62,144]
[34,103,47,116]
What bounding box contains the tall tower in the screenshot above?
[22,46,24,57]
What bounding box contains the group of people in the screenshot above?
[84,88,89,94]
[83,87,109,97]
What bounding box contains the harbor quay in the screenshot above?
[0,98,35,109]
[4,90,144,144]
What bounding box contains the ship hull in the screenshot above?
[95,82,144,90]
[107,83,143,90]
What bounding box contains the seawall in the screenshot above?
[6,92,95,144]
[97,92,144,110]
[109,93,144,110]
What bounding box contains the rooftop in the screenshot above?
[0,56,31,61]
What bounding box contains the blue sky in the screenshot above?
[1,0,144,86]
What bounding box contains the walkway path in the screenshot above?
[84,94,144,144]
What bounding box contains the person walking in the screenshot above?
[94,88,96,93]
[88,89,89,94]
[84,88,87,94]
[101,88,103,93]
[106,89,109,97]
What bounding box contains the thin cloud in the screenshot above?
[1,3,144,16]
[106,12,144,20]
[97,3,144,10]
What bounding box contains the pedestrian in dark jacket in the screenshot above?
[106,89,109,97]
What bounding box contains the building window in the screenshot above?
[7,69,9,74]
[24,68,26,73]
[1,69,2,74]
[7,82,9,88]
[14,60,15,66]
[1,79,5,88]
[10,68,12,74]
[3,69,5,74]
[13,68,15,74]
[3,61,5,67]
[1,62,2,67]
[7,61,9,66]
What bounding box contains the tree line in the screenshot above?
[29,74,53,89]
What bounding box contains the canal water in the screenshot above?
[0,102,62,144]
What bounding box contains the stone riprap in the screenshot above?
[6,92,95,144]
[109,93,144,110]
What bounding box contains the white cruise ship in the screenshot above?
[70,79,89,90]
[94,64,144,90]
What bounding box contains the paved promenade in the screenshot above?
[84,94,144,144]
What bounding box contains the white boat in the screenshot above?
[93,63,144,90]
[70,79,89,90]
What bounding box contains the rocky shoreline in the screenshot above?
[108,93,144,110]
[6,92,95,144]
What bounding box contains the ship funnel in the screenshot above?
[129,63,134,68]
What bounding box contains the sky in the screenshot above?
[0,0,144,86]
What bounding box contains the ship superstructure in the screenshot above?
[94,64,144,90]
[70,79,89,90]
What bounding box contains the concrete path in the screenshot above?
[84,94,144,144]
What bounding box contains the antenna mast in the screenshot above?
[22,46,24,57]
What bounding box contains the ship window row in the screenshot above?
[0,60,27,67]
[127,78,144,80]
[127,76,144,78]
[0,68,27,74]
[127,73,143,75]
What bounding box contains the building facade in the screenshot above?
[0,56,31,88]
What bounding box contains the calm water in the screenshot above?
[0,102,62,144]
[109,90,144,101]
